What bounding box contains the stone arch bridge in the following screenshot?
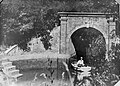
[58,12,117,60]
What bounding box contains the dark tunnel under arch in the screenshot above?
[70,27,106,65]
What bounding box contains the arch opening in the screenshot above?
[70,27,106,65]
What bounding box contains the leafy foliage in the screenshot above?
[89,37,120,86]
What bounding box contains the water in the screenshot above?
[16,68,71,86]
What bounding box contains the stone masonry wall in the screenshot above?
[59,14,116,60]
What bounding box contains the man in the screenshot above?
[77,57,85,66]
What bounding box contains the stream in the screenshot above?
[16,68,70,86]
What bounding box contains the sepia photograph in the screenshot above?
[0,0,120,86]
